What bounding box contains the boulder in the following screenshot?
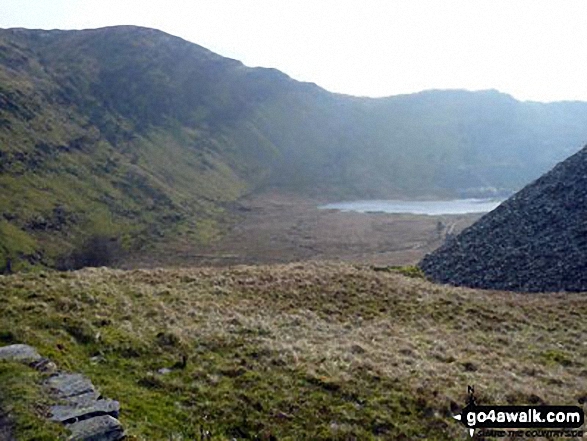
[0,344,42,363]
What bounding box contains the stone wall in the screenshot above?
[0,344,125,440]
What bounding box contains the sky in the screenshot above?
[1,0,586,102]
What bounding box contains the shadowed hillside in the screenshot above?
[2,25,587,271]
[420,144,587,292]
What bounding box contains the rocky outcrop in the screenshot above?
[419,144,587,292]
[0,344,125,440]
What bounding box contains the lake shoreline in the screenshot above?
[318,198,504,215]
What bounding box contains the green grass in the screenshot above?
[0,106,248,271]
[1,263,586,439]
[0,220,38,271]
[0,361,66,440]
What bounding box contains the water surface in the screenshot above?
[319,199,503,215]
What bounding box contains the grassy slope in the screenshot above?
[0,28,267,271]
[1,263,586,439]
[3,26,587,271]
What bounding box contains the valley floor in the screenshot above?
[123,191,481,269]
[3,192,585,439]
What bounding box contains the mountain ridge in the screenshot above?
[2,25,587,271]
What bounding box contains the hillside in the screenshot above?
[2,25,587,271]
[1,263,586,439]
[419,144,587,292]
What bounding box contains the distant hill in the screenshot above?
[2,25,587,270]
[419,144,587,292]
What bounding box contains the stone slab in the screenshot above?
[45,373,98,399]
[50,399,120,424]
[63,391,104,406]
[66,415,124,441]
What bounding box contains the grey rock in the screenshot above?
[50,399,120,424]
[0,344,125,439]
[157,367,172,375]
[45,373,99,400]
[0,344,42,363]
[420,144,587,292]
[30,357,57,373]
[64,391,105,406]
[66,415,124,441]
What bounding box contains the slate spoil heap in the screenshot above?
[420,144,587,292]
[0,344,125,440]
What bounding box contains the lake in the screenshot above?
[318,199,503,215]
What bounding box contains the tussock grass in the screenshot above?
[1,262,586,439]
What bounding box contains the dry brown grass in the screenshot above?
[123,191,481,268]
[1,262,586,439]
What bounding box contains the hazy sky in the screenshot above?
[1,0,586,102]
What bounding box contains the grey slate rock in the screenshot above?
[0,344,125,439]
[66,415,124,441]
[50,399,120,424]
[64,391,105,406]
[45,373,99,400]
[420,144,587,292]
[0,344,42,363]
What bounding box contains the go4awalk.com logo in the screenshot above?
[453,386,585,438]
